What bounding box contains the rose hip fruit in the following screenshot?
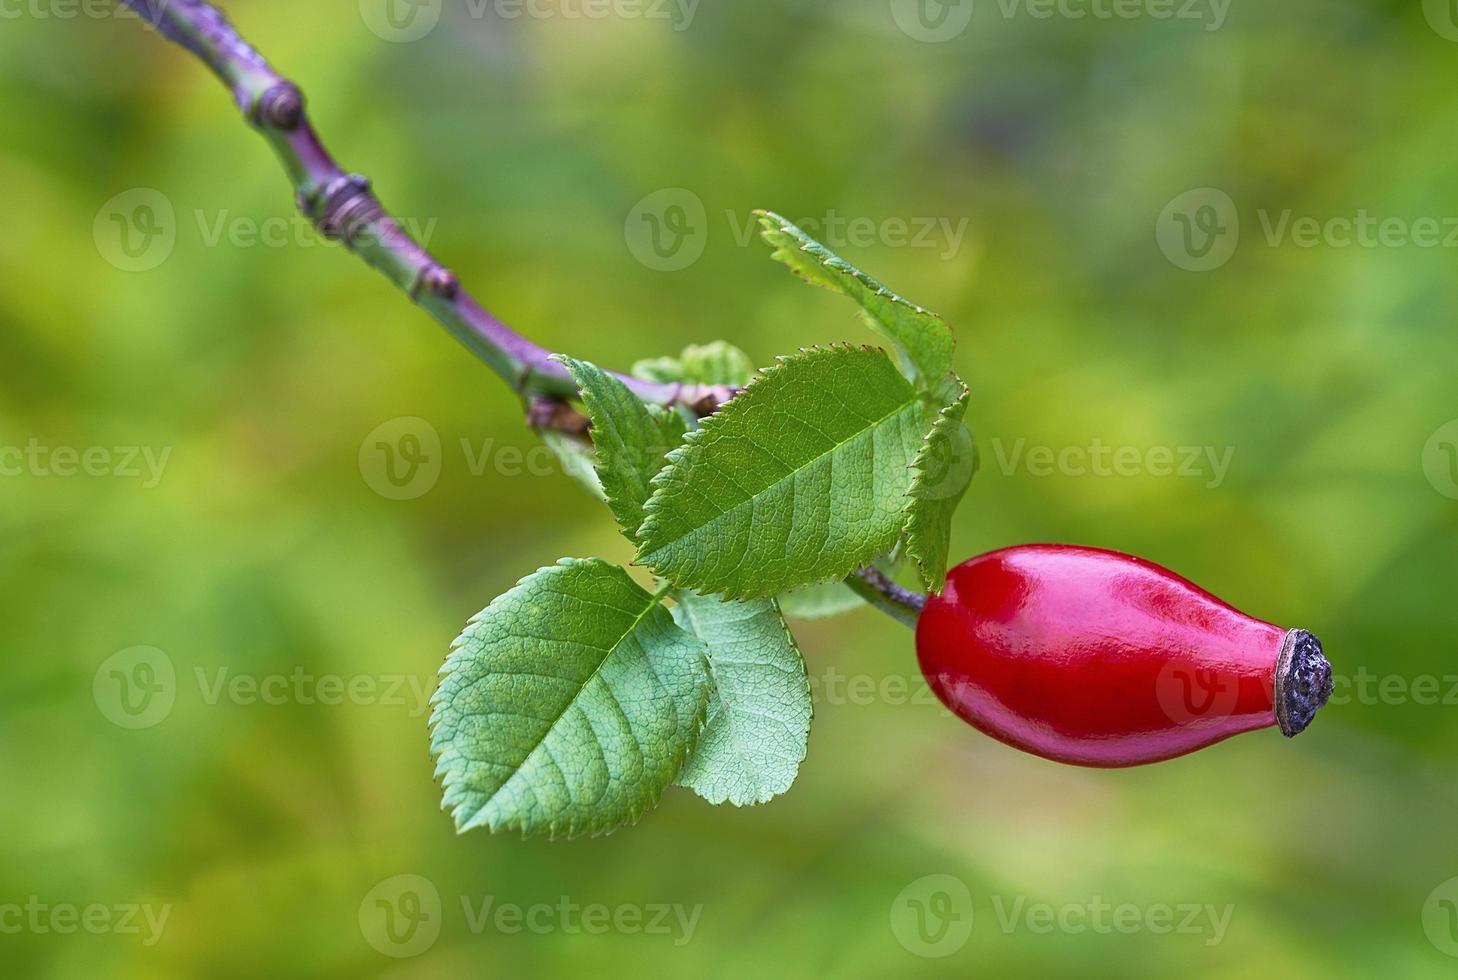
[915,544,1334,767]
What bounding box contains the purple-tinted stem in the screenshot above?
[115,0,732,421]
[111,1,926,620]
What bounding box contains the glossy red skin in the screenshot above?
[916,545,1286,767]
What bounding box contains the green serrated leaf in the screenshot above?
[671,592,811,806]
[539,431,606,502]
[903,383,976,592]
[637,345,935,599]
[756,210,955,386]
[632,341,757,387]
[556,356,688,541]
[777,579,867,620]
[430,559,710,839]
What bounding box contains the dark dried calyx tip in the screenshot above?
[1275,629,1333,737]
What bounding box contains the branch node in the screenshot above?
[121,0,744,435]
[314,173,383,246]
[526,397,591,435]
[689,385,736,416]
[254,82,304,130]
[423,266,460,299]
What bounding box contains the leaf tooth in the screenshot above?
[901,381,975,593]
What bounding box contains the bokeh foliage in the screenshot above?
[2,0,1457,976]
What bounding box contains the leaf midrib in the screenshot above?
[641,390,925,557]
[476,580,676,819]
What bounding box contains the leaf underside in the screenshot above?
[756,210,955,386]
[903,383,975,593]
[636,345,935,600]
[539,430,606,502]
[556,356,688,541]
[672,592,811,806]
[430,559,710,839]
[777,579,867,620]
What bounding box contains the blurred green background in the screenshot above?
[3,0,1457,976]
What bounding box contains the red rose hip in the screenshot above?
[915,545,1334,767]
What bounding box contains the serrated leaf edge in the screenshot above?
[673,595,812,807]
[553,354,685,545]
[901,383,975,594]
[428,557,711,841]
[753,209,955,382]
[633,343,908,601]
